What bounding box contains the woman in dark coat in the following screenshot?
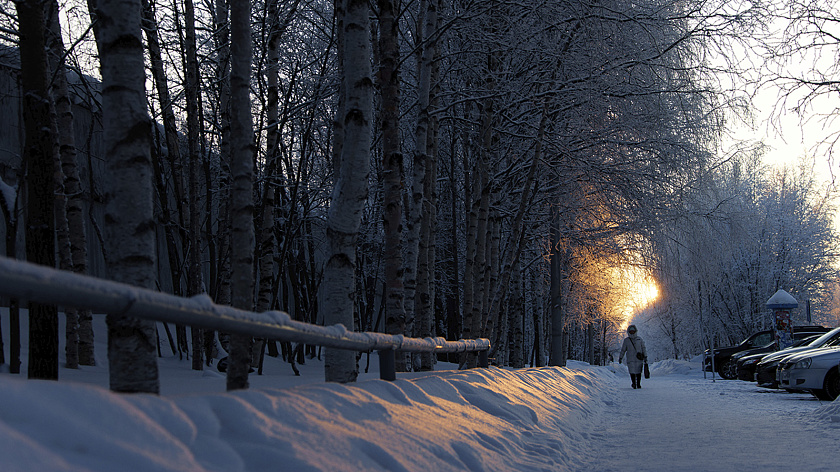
[618,324,648,389]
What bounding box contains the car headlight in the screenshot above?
[794,358,812,369]
[744,358,759,366]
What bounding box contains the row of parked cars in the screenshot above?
[703,325,840,401]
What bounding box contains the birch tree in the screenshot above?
[46,0,93,368]
[97,0,160,393]
[322,0,373,383]
[182,0,204,370]
[226,0,256,391]
[378,0,406,371]
[16,0,60,380]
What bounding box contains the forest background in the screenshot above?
[0,0,839,392]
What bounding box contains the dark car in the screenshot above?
[703,326,829,379]
[754,326,840,388]
[734,334,821,381]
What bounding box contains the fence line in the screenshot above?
[0,256,490,381]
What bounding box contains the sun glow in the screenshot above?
[615,266,660,330]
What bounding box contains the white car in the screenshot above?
[777,347,840,400]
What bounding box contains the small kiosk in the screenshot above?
[766,289,798,350]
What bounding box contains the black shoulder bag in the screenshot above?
[630,337,650,378]
[629,338,644,360]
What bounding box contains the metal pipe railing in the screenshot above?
[0,256,490,381]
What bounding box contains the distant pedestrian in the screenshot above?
[618,324,648,389]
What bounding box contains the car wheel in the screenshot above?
[719,360,737,379]
[820,369,840,401]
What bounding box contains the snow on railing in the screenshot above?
[0,256,489,380]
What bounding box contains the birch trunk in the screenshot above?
[481,211,500,338]
[509,256,524,368]
[183,0,204,370]
[97,0,160,393]
[459,153,480,367]
[46,0,86,369]
[17,0,60,381]
[405,0,435,364]
[416,0,440,372]
[443,126,460,362]
[226,0,256,391]
[212,0,232,312]
[322,0,372,383]
[254,0,284,363]
[548,212,565,367]
[378,0,406,370]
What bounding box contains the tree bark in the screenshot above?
[45,0,81,370]
[509,256,524,368]
[416,0,440,371]
[17,0,60,381]
[548,212,565,367]
[211,0,232,360]
[322,0,372,383]
[378,0,406,370]
[97,0,160,393]
[182,0,204,371]
[226,0,256,391]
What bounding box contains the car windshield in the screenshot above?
[792,335,820,347]
[747,332,774,347]
[805,327,840,347]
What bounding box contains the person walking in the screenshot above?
[619,324,648,389]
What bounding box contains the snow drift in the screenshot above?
[0,365,615,472]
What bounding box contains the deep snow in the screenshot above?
[2,309,839,471]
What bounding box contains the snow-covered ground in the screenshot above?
[2,310,839,471]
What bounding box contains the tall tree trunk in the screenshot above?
[459,150,479,368]
[322,0,372,383]
[509,256,524,368]
[211,0,232,359]
[378,0,406,370]
[17,0,60,381]
[416,0,440,371]
[45,0,81,370]
[443,126,460,363]
[226,0,256,391]
[98,0,160,393]
[52,1,94,366]
[482,212,500,338]
[405,0,435,369]
[254,0,285,364]
[549,212,565,367]
[182,0,204,371]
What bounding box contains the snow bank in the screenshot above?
[649,359,699,376]
[811,397,840,425]
[0,365,618,472]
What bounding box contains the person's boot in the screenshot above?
[630,374,637,389]
[636,375,642,389]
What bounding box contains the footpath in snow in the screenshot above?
[585,361,840,472]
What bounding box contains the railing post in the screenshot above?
[379,349,396,381]
[478,349,489,368]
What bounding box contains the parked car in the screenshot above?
[777,347,840,400]
[734,334,821,381]
[755,327,840,388]
[703,326,829,379]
